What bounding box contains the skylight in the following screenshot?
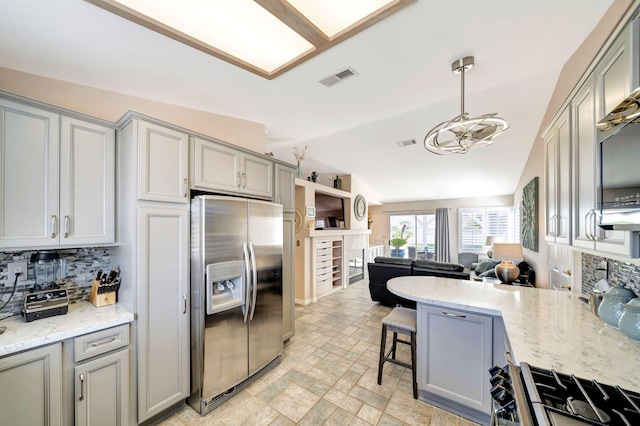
[85,0,414,79]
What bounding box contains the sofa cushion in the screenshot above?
[413,259,465,272]
[374,256,414,266]
[479,268,497,278]
[474,259,500,274]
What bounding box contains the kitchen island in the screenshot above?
[388,276,640,423]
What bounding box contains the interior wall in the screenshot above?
[371,194,514,259]
[512,0,636,289]
[0,67,265,153]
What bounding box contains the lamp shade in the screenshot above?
[492,243,524,262]
[485,236,497,246]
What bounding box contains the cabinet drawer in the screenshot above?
[317,279,332,295]
[317,269,332,281]
[74,324,129,362]
[316,241,332,249]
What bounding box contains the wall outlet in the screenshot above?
[7,262,28,282]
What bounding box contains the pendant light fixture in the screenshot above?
[424,56,509,155]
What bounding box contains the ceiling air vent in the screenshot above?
[319,67,359,87]
[396,139,416,147]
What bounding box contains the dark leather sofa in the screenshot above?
[368,256,469,308]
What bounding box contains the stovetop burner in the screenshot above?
[520,363,640,426]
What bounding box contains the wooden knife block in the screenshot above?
[89,279,116,307]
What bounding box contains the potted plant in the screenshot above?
[389,221,413,257]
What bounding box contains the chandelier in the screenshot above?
[424,56,509,155]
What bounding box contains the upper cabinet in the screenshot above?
[275,163,295,212]
[0,98,115,249]
[544,108,572,245]
[594,19,639,137]
[191,136,273,199]
[137,120,189,203]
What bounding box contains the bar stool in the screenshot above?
[377,306,418,399]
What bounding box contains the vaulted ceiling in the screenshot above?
[0,0,614,203]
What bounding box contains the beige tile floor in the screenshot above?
[159,280,480,426]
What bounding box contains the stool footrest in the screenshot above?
[382,355,412,370]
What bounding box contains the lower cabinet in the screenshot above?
[0,343,63,426]
[417,304,493,423]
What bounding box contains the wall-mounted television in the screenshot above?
[314,192,345,229]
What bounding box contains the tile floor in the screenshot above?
[158,280,480,426]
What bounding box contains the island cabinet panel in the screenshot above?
[417,304,493,421]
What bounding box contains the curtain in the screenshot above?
[435,207,450,262]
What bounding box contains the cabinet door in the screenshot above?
[544,128,557,242]
[0,343,62,426]
[137,120,188,203]
[418,305,493,416]
[60,117,115,246]
[283,212,295,341]
[0,99,59,248]
[75,348,129,426]
[192,136,241,193]
[556,112,572,245]
[275,164,295,212]
[572,80,597,250]
[241,153,273,198]
[137,205,190,422]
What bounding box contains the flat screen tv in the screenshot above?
[314,192,345,229]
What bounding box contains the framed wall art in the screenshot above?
[521,177,539,252]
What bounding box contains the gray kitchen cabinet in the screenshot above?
[116,116,190,423]
[544,108,571,245]
[283,211,295,341]
[191,136,273,199]
[571,76,634,256]
[136,119,189,204]
[417,305,493,423]
[0,343,63,426]
[275,163,296,212]
[0,96,114,249]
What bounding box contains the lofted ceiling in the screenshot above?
[0,0,614,203]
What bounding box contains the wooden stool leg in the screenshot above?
[391,331,398,360]
[411,331,418,399]
[377,324,387,385]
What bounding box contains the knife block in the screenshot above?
[89,279,116,307]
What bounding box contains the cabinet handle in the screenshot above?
[64,215,70,238]
[79,373,85,401]
[183,178,188,198]
[183,294,187,314]
[90,336,117,347]
[584,211,593,240]
[242,173,246,188]
[51,215,58,238]
[442,311,466,318]
[237,172,241,189]
[591,210,599,241]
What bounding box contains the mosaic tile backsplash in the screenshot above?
[0,247,113,320]
[582,253,640,297]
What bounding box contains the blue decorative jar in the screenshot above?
[619,298,640,342]
[598,286,636,329]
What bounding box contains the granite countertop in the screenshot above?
[0,302,134,357]
[388,276,640,393]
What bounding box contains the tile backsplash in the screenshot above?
[582,253,640,296]
[0,247,114,320]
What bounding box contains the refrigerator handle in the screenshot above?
[249,242,258,321]
[242,242,251,323]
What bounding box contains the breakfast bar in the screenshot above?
[387,276,640,424]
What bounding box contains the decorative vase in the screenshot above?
[598,286,636,329]
[619,298,640,342]
[495,260,519,284]
[296,165,302,178]
[333,175,342,189]
[390,249,405,258]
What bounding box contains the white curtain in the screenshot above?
[435,207,450,262]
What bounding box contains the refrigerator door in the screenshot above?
[199,196,250,400]
[247,200,283,375]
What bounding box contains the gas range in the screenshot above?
[490,363,640,426]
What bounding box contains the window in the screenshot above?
[458,207,519,252]
[389,213,436,259]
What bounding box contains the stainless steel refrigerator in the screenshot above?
[189,195,283,415]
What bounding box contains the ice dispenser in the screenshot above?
[206,261,244,315]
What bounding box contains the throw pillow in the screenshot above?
[479,269,497,278]
[474,259,500,275]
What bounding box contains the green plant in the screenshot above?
[389,221,413,250]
